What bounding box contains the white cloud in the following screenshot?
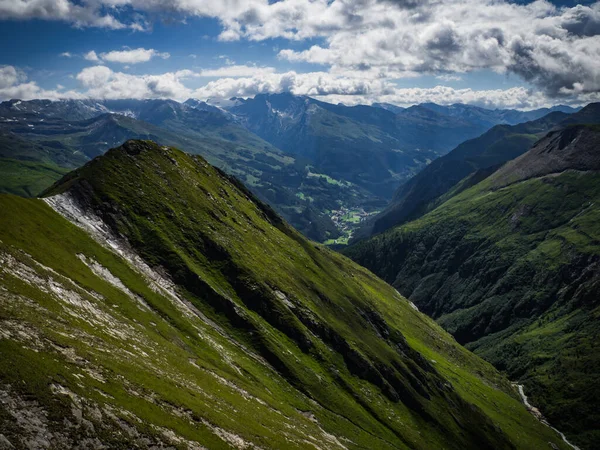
[436,74,462,82]
[199,65,276,77]
[0,0,127,29]
[60,52,72,58]
[75,66,193,99]
[2,1,600,98]
[2,64,597,110]
[189,70,598,109]
[84,50,100,62]
[99,48,170,64]
[191,71,393,100]
[0,65,83,100]
[274,1,600,97]
[0,65,25,89]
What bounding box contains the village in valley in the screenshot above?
[324,206,380,246]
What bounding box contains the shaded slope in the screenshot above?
[0,140,569,449]
[345,125,600,448]
[358,104,600,240]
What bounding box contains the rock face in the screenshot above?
[345,125,600,449]
[0,140,569,449]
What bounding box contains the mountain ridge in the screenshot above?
[344,125,600,448]
[355,103,599,240]
[0,139,573,448]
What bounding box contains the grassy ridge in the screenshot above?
[0,140,569,449]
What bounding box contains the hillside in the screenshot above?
[356,104,600,240]
[0,158,69,197]
[0,140,570,449]
[345,125,600,448]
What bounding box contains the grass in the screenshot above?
[0,140,572,449]
[346,164,600,449]
[0,158,69,197]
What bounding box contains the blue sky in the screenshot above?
[0,0,599,109]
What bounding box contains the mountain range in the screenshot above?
[0,96,577,243]
[345,123,600,448]
[356,103,599,240]
[0,139,571,449]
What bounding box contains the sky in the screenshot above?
[0,0,599,110]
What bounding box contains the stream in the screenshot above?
[515,384,581,450]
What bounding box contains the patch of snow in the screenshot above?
[43,193,268,369]
[273,290,295,309]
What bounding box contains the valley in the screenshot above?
[0,98,597,448]
[2,2,599,448]
[1,96,572,245]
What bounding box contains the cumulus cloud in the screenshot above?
[0,65,82,100]
[84,50,100,62]
[3,62,597,108]
[199,65,276,77]
[99,48,170,64]
[274,0,600,97]
[75,66,193,99]
[0,0,126,28]
[0,65,25,89]
[191,71,394,100]
[3,1,600,97]
[188,70,585,109]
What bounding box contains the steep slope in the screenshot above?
[345,125,600,448]
[359,104,600,239]
[0,140,569,449]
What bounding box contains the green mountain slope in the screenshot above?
[345,125,600,448]
[0,140,568,449]
[0,158,69,197]
[356,104,600,240]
